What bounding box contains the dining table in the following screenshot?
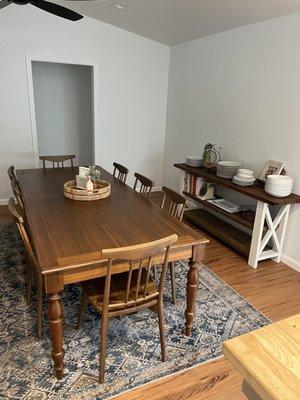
[16,166,209,380]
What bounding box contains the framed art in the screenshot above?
[258,160,285,182]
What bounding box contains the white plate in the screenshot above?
[234,176,255,183]
[217,161,242,167]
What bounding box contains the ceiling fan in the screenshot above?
[0,0,84,21]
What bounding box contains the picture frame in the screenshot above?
[258,160,285,182]
[76,175,87,190]
[79,166,90,178]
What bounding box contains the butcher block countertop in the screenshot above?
[222,314,300,400]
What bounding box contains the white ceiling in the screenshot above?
[61,0,300,45]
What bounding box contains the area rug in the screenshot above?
[0,223,269,400]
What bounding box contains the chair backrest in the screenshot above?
[7,165,16,181]
[39,155,75,169]
[8,198,38,270]
[113,162,129,183]
[133,172,154,198]
[160,186,186,221]
[102,234,178,312]
[11,177,24,210]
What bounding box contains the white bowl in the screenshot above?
[265,188,292,197]
[238,168,254,175]
[233,177,255,187]
[233,175,255,183]
[186,156,203,167]
[266,175,293,182]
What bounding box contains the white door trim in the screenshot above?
[25,54,99,167]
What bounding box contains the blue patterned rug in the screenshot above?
[0,223,269,400]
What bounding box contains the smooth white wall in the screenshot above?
[164,13,300,264]
[32,62,93,166]
[0,5,170,200]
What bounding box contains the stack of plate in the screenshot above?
[265,175,293,197]
[186,156,203,167]
[217,161,242,179]
[233,169,255,187]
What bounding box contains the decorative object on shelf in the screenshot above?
[202,143,221,168]
[217,161,242,179]
[64,180,111,201]
[198,182,214,200]
[258,160,285,182]
[185,156,203,167]
[207,198,240,213]
[264,175,293,198]
[233,169,255,187]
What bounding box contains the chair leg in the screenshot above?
[99,312,109,384]
[170,262,176,305]
[36,274,43,339]
[26,263,32,306]
[77,293,88,330]
[153,265,157,280]
[157,301,166,362]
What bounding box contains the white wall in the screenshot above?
[164,13,300,264]
[32,62,93,166]
[0,5,170,200]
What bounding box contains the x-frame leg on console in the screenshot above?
[248,201,291,268]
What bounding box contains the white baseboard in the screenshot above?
[0,199,8,206]
[281,254,300,273]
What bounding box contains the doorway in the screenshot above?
[26,56,99,167]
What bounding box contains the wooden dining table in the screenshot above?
[17,166,209,380]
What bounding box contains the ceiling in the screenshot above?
[60,0,300,45]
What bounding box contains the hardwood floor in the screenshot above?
[1,197,299,400]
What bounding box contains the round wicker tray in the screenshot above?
[64,180,111,201]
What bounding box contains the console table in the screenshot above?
[174,163,300,268]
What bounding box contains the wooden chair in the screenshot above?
[39,155,75,169]
[133,172,154,198]
[7,165,16,181]
[77,234,178,383]
[11,177,24,210]
[160,186,186,304]
[113,162,129,183]
[8,198,43,339]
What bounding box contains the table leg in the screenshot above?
[48,292,64,379]
[185,260,200,336]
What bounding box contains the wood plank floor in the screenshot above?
[1,197,299,400]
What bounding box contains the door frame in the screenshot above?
[26,54,99,167]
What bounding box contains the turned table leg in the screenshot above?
[185,260,200,336]
[48,293,64,379]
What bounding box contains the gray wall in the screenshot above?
[32,61,93,166]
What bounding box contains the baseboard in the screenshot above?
[281,254,300,272]
[0,199,9,206]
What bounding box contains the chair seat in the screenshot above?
[82,271,158,313]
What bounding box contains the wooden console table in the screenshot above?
[174,163,300,268]
[222,314,300,400]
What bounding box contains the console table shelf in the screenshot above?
[175,163,300,268]
[183,191,254,230]
[185,209,251,256]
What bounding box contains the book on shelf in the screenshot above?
[183,173,204,196]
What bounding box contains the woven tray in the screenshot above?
[64,180,111,201]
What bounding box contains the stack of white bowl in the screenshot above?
[233,169,255,186]
[265,175,293,197]
[186,156,203,167]
[217,161,242,179]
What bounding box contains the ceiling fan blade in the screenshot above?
[0,0,11,10]
[29,0,83,21]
